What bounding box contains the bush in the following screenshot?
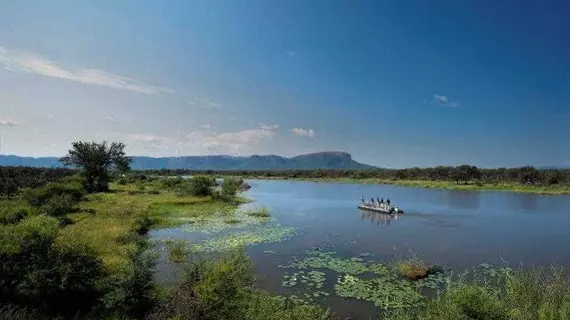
[39,194,75,217]
[0,216,105,317]
[0,206,29,225]
[23,182,84,208]
[180,175,215,197]
[397,259,434,280]
[99,247,157,318]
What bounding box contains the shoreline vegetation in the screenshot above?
[134,166,570,195]
[1,141,570,319]
[251,176,570,195]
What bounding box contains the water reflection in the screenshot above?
[446,190,481,210]
[360,210,399,226]
[507,193,538,212]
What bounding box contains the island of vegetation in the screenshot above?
[140,165,570,195]
[1,141,569,320]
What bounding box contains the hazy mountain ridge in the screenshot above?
[0,151,373,170]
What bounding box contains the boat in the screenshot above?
[357,203,404,214]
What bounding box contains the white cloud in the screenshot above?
[105,116,118,122]
[286,50,297,57]
[187,97,221,108]
[0,46,172,95]
[291,127,315,137]
[185,124,278,153]
[431,94,459,108]
[200,124,211,129]
[0,118,20,127]
[129,134,166,149]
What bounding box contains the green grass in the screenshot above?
[58,182,241,270]
[246,206,271,218]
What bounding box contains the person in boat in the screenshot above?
[361,196,365,204]
[386,198,391,206]
[370,198,375,206]
[380,197,384,204]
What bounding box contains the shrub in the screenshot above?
[0,206,29,225]
[23,182,84,208]
[0,216,105,317]
[246,207,271,218]
[180,175,215,197]
[99,247,157,318]
[166,240,190,263]
[397,259,434,280]
[39,194,75,217]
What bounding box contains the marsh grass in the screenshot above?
[396,259,436,280]
[166,239,190,263]
[246,206,271,218]
[58,182,241,270]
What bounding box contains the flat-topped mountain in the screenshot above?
[0,151,373,170]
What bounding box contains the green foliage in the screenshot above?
[147,250,332,320]
[0,206,29,225]
[22,182,84,207]
[166,239,190,263]
[0,215,105,317]
[0,167,75,198]
[141,166,570,188]
[99,246,157,319]
[396,259,434,280]
[246,206,271,218]
[181,175,216,197]
[60,141,131,192]
[39,194,75,217]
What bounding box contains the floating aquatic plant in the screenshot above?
[182,209,270,234]
[191,226,299,252]
[335,274,425,309]
[280,251,372,275]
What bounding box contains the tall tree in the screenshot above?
[60,141,131,192]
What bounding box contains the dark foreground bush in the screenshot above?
[147,250,332,320]
[0,215,105,317]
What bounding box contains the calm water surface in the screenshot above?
[151,179,570,318]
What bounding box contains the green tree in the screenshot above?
[60,141,131,192]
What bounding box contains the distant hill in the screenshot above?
[0,151,373,170]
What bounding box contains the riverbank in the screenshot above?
[230,176,570,195]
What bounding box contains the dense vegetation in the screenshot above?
[141,166,570,187]
[0,141,331,320]
[0,167,75,197]
[2,142,570,319]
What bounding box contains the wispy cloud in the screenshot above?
[105,116,118,122]
[286,50,297,57]
[0,46,172,95]
[291,127,315,137]
[187,97,221,108]
[129,134,166,149]
[200,124,211,129]
[185,124,278,153]
[431,94,459,108]
[0,118,20,127]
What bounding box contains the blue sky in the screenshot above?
[0,0,569,168]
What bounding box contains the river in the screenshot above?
[151,179,570,318]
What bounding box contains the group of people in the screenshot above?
[361,196,391,207]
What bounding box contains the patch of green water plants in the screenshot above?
[335,274,424,310]
[191,226,299,252]
[280,251,373,275]
[182,210,271,234]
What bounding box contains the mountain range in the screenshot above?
[0,151,373,170]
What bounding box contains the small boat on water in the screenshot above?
[357,203,404,214]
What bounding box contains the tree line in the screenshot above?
[138,165,570,186]
[0,166,75,197]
